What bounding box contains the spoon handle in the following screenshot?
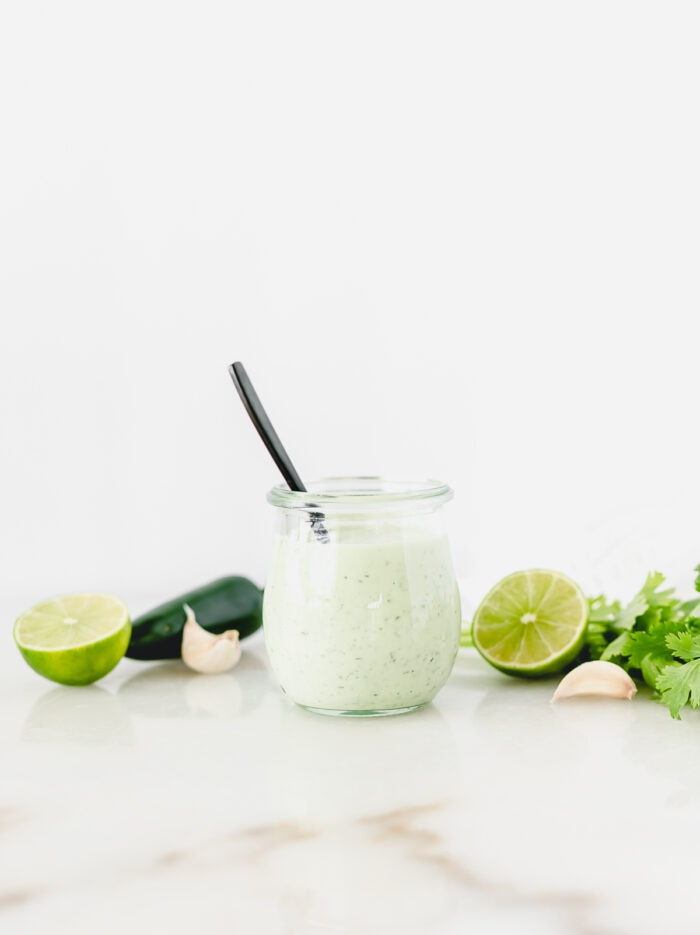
[228,361,307,493]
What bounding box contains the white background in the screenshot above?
[2,1,699,617]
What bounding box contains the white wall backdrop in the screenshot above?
[2,1,699,617]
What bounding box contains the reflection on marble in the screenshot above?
[3,630,700,934]
[269,703,460,824]
[22,685,134,745]
[118,652,269,718]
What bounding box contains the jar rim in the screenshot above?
[266,476,454,510]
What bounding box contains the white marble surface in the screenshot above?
[2,616,700,935]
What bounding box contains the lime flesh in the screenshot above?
[471,569,588,677]
[14,593,131,685]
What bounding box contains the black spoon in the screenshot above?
[228,361,329,542]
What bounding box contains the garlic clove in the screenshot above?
[551,660,637,702]
[181,603,241,674]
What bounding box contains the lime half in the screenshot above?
[472,569,587,677]
[14,593,131,685]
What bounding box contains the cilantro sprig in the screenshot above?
[581,566,700,718]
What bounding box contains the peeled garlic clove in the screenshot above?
[181,604,241,674]
[551,660,637,702]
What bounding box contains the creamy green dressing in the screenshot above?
[263,526,461,712]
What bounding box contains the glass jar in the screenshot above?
[263,477,462,716]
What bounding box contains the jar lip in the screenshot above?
[267,476,454,510]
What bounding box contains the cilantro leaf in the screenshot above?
[679,597,700,617]
[657,659,700,719]
[584,573,673,662]
[618,623,684,689]
[600,631,631,662]
[626,622,686,668]
[616,589,652,631]
[639,571,677,608]
[587,595,622,625]
[576,566,700,716]
[665,631,700,663]
[640,654,672,691]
